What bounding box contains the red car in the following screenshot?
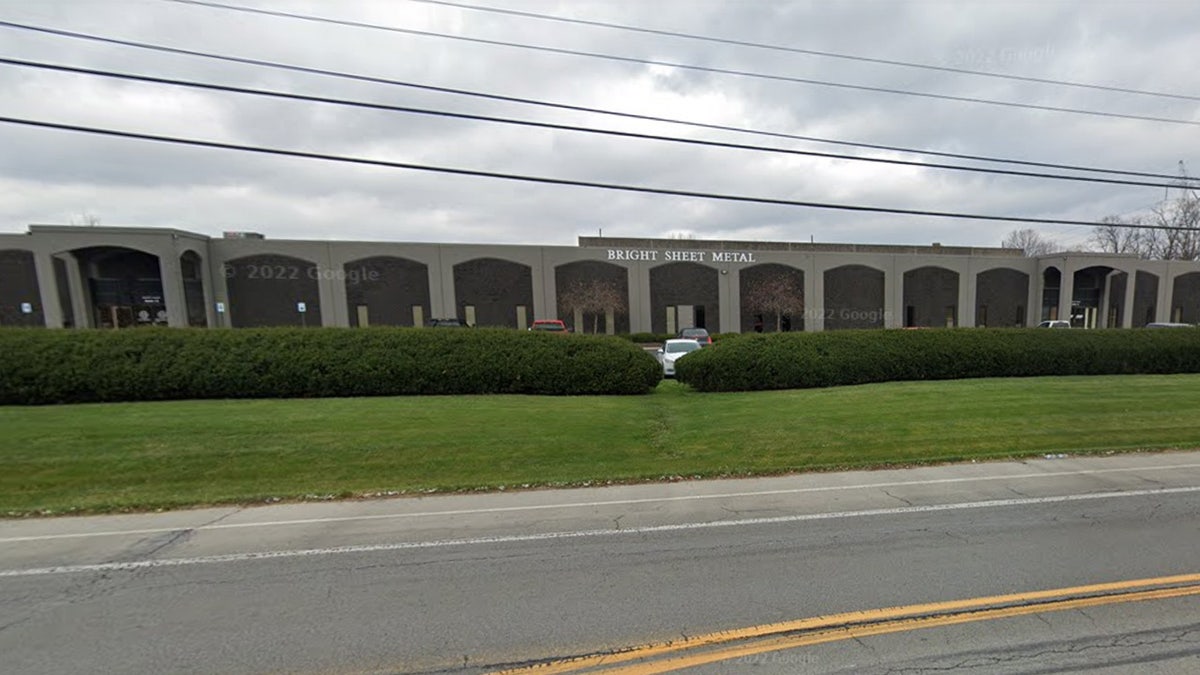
[529,319,569,333]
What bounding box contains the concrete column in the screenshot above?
[1099,272,1113,328]
[1121,268,1137,328]
[885,258,901,328]
[157,252,187,328]
[1031,265,1044,325]
[1058,262,1075,324]
[621,265,637,334]
[536,251,556,321]
[717,267,735,333]
[209,252,231,328]
[632,264,652,333]
[59,252,90,328]
[1157,265,1173,323]
[959,263,975,328]
[198,252,217,328]
[314,243,343,327]
[32,251,63,328]
[438,248,457,321]
[804,258,819,332]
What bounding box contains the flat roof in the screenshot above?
[579,236,1024,257]
[28,224,211,241]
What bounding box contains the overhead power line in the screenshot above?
[163,0,1200,127]
[401,0,1200,103]
[4,56,1195,192]
[2,115,1193,232]
[0,20,1191,185]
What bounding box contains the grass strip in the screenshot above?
[3,374,1200,516]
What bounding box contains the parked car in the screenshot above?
[656,338,702,377]
[428,317,466,327]
[529,319,569,333]
[1037,320,1071,328]
[677,327,712,345]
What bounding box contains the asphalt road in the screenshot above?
[2,451,1199,674]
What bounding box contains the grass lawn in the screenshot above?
[4,374,1200,516]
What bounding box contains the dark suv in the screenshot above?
[677,327,712,345]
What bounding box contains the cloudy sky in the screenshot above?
[1,0,1197,249]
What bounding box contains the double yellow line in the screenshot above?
[490,572,1200,674]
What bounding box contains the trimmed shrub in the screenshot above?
[674,328,1200,392]
[0,327,663,404]
[622,332,677,344]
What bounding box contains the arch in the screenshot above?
[649,261,719,334]
[740,263,804,332]
[975,267,1029,328]
[344,256,430,327]
[0,249,43,327]
[1133,271,1159,327]
[1041,266,1062,321]
[70,246,166,329]
[1071,265,1116,328]
[1171,272,1200,324]
[823,264,885,330]
[453,257,533,328]
[223,254,321,327]
[554,260,630,334]
[902,266,959,327]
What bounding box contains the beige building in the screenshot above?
[2,225,1199,332]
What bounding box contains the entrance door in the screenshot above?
[96,305,135,329]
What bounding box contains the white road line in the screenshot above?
[2,486,1199,578]
[4,461,1200,543]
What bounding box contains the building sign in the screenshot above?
[607,249,757,263]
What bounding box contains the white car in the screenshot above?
[657,339,702,377]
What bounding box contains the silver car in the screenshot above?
[657,339,702,377]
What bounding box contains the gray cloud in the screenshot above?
[1,0,1197,249]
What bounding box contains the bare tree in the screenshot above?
[743,274,804,332]
[1093,167,1200,261]
[70,212,101,227]
[1000,228,1058,256]
[558,278,627,333]
[1090,215,1150,257]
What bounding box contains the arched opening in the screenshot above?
[1041,267,1062,321]
[649,262,719,334]
[1071,266,1116,328]
[223,254,321,327]
[1171,272,1200,324]
[344,256,430,327]
[71,246,165,328]
[0,249,43,327]
[453,258,533,328]
[555,260,630,334]
[740,263,804,332]
[1133,271,1159,327]
[902,266,959,327]
[180,250,207,327]
[976,268,1029,327]
[824,264,884,330]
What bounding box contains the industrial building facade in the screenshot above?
[3,224,1200,333]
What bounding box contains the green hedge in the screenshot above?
[0,327,663,404]
[674,328,1200,392]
